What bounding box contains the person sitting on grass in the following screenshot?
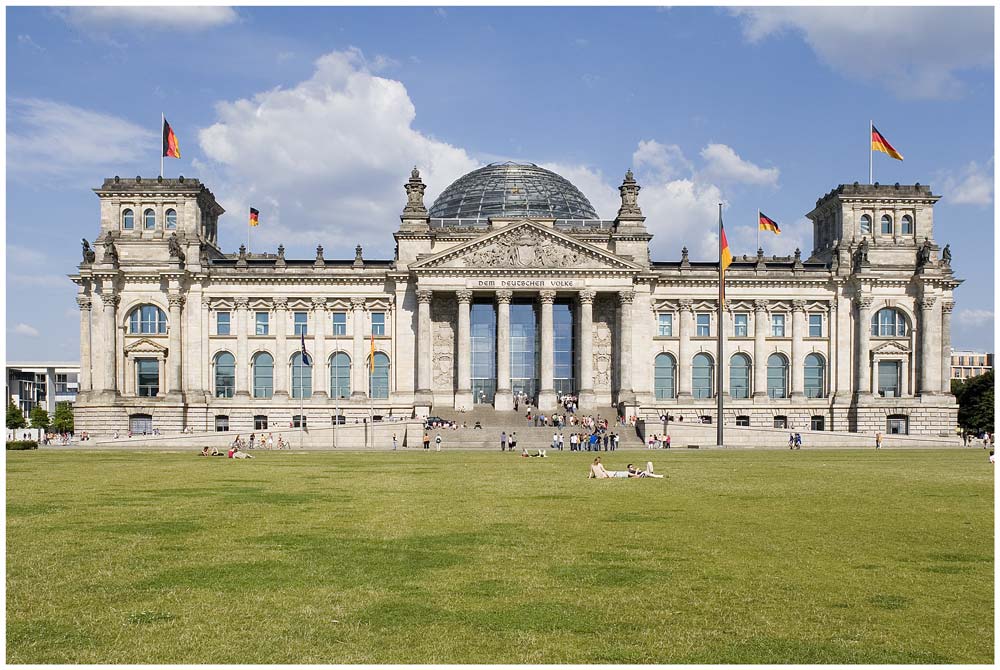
[199,446,210,457]
[232,446,253,459]
[588,457,627,478]
[626,462,664,478]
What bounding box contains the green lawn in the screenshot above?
[6,448,994,664]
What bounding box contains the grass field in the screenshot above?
[6,448,994,664]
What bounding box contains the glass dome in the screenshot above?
[429,162,599,221]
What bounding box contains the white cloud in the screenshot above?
[732,7,993,100]
[940,160,994,206]
[59,6,238,32]
[8,98,156,180]
[13,324,40,337]
[17,34,44,52]
[633,140,692,182]
[955,308,994,327]
[640,178,725,260]
[196,48,478,257]
[699,144,779,186]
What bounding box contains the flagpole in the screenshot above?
[756,208,760,254]
[160,113,164,179]
[869,119,873,185]
[717,203,725,448]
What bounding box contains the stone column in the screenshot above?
[99,289,119,394]
[833,294,852,400]
[494,290,513,411]
[351,297,367,399]
[677,299,693,399]
[790,300,806,399]
[167,293,185,396]
[752,300,769,398]
[77,294,92,393]
[273,297,289,398]
[854,295,873,397]
[311,297,328,398]
[940,300,954,394]
[455,290,473,410]
[617,291,636,403]
[577,290,596,408]
[415,290,433,404]
[919,295,939,396]
[538,290,557,410]
[234,297,250,397]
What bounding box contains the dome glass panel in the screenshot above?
[429,162,599,221]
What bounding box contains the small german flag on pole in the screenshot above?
[871,123,903,161]
[161,115,180,178]
[249,207,260,227]
[759,211,781,235]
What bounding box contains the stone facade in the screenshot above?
[71,171,960,437]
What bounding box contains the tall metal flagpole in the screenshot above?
[756,208,761,254]
[717,203,725,448]
[160,113,164,179]
[869,119,873,185]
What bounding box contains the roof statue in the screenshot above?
[616,168,643,219]
[917,237,933,267]
[81,238,95,264]
[403,165,428,216]
[942,243,952,266]
[168,232,185,263]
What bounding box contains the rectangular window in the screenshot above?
[808,314,822,337]
[696,313,710,337]
[887,415,908,435]
[734,313,748,337]
[254,415,268,430]
[657,313,673,337]
[293,414,307,429]
[735,415,750,427]
[217,312,231,335]
[773,415,788,429]
[810,415,825,431]
[136,358,159,397]
[371,312,386,336]
[877,360,901,397]
[294,311,308,336]
[215,416,229,432]
[332,311,347,336]
[55,374,68,394]
[771,314,786,337]
[255,312,269,336]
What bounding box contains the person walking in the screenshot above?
[435,433,442,451]
[794,433,802,450]
[875,431,883,450]
[552,432,559,451]
[423,432,431,450]
[558,433,565,451]
[500,431,508,452]
[509,432,517,452]
[392,433,398,451]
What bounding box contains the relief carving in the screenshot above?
[431,294,457,391]
[592,293,615,391]
[460,228,597,269]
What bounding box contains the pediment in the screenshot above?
[124,338,168,354]
[411,221,641,271]
[871,339,911,355]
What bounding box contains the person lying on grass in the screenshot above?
[521,448,547,458]
[588,457,662,479]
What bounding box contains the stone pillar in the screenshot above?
[677,299,693,399]
[538,290,557,410]
[494,291,513,411]
[940,300,954,394]
[273,297,289,397]
[415,290,433,406]
[919,295,939,396]
[351,297,367,399]
[617,291,636,403]
[752,299,769,398]
[99,289,119,394]
[311,297,328,398]
[234,297,250,397]
[455,290,473,410]
[167,293,184,396]
[854,295,873,397]
[834,294,852,400]
[77,294,92,393]
[790,300,806,399]
[577,290,596,408]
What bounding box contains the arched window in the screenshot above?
[692,353,714,399]
[252,352,273,399]
[128,304,167,334]
[370,352,390,399]
[291,352,312,399]
[122,208,134,230]
[330,352,351,399]
[880,214,893,235]
[214,352,235,398]
[654,353,676,400]
[730,353,751,399]
[871,308,908,337]
[165,208,177,230]
[767,353,788,399]
[901,215,913,235]
[860,214,872,235]
[143,208,156,230]
[804,353,826,398]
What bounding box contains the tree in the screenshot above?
[6,399,26,430]
[29,406,50,431]
[955,370,994,437]
[52,402,75,434]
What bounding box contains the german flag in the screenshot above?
[759,211,781,235]
[249,207,260,227]
[369,331,376,373]
[720,223,733,272]
[871,124,903,161]
[162,117,181,158]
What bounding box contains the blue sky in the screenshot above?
[6,5,995,360]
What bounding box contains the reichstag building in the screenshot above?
[71,162,960,436]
